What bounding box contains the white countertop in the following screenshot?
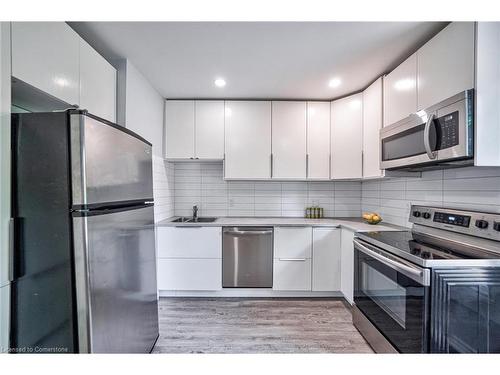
[156,216,406,232]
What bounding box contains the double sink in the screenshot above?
[171,216,217,223]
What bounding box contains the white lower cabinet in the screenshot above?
[156,226,222,291]
[157,259,222,291]
[157,226,222,258]
[340,229,355,304]
[312,228,341,291]
[273,227,312,291]
[273,259,312,291]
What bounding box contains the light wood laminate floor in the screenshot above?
[153,298,374,353]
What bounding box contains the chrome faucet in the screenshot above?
[192,205,198,221]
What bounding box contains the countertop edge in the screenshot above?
[155,217,407,233]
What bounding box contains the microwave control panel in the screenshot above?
[436,111,459,150]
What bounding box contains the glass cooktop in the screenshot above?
[357,230,500,266]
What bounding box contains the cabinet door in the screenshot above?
[331,93,363,179]
[417,22,475,110]
[12,22,80,105]
[157,259,222,291]
[273,259,312,291]
[271,101,306,179]
[224,101,271,179]
[274,227,312,259]
[307,102,330,179]
[165,100,195,159]
[383,53,417,126]
[79,39,117,122]
[312,228,341,291]
[340,229,354,304]
[475,22,500,167]
[195,100,224,159]
[157,226,222,259]
[362,77,384,178]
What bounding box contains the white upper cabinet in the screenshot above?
[383,53,417,126]
[475,22,500,167]
[224,101,272,179]
[363,77,384,179]
[271,101,307,179]
[12,22,80,105]
[307,102,331,179]
[79,39,117,122]
[195,100,225,159]
[417,22,475,110]
[165,100,195,159]
[331,93,363,179]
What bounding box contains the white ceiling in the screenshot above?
[69,22,447,100]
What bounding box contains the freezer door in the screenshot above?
[73,205,158,353]
[70,113,153,206]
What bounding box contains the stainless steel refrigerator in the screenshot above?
[10,109,159,353]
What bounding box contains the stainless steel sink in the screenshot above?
[191,217,217,223]
[171,217,193,223]
[171,217,217,223]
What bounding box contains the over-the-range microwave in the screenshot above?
[380,89,474,171]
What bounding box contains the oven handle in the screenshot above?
[423,113,437,160]
[353,239,430,286]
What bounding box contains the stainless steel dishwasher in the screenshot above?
[222,227,273,288]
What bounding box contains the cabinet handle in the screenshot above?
[270,153,274,178]
[279,258,307,261]
[329,153,332,179]
[306,154,309,178]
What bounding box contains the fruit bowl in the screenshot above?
[362,213,383,225]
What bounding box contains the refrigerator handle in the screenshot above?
[8,218,14,282]
[9,217,24,280]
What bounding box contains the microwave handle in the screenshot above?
[353,239,430,286]
[423,113,437,160]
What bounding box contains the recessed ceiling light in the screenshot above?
[214,78,226,88]
[328,78,341,88]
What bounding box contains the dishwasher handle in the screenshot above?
[224,229,273,236]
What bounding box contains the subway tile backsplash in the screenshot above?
[362,166,500,228]
[172,162,362,218]
[157,159,500,225]
[152,155,175,222]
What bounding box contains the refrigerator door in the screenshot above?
[73,204,159,353]
[70,113,153,207]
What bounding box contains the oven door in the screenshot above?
[353,239,430,353]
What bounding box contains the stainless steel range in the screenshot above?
[353,205,500,353]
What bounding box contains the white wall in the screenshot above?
[362,166,500,227]
[0,21,11,353]
[118,59,164,157]
[173,162,362,218]
[116,59,173,223]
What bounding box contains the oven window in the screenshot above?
[382,122,437,161]
[361,263,407,328]
[354,246,429,353]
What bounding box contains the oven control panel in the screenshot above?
[433,212,471,227]
[410,205,500,241]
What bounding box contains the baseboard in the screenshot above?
[159,289,343,298]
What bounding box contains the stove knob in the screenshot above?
[423,212,431,219]
[413,211,421,218]
[494,222,500,232]
[475,219,489,229]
